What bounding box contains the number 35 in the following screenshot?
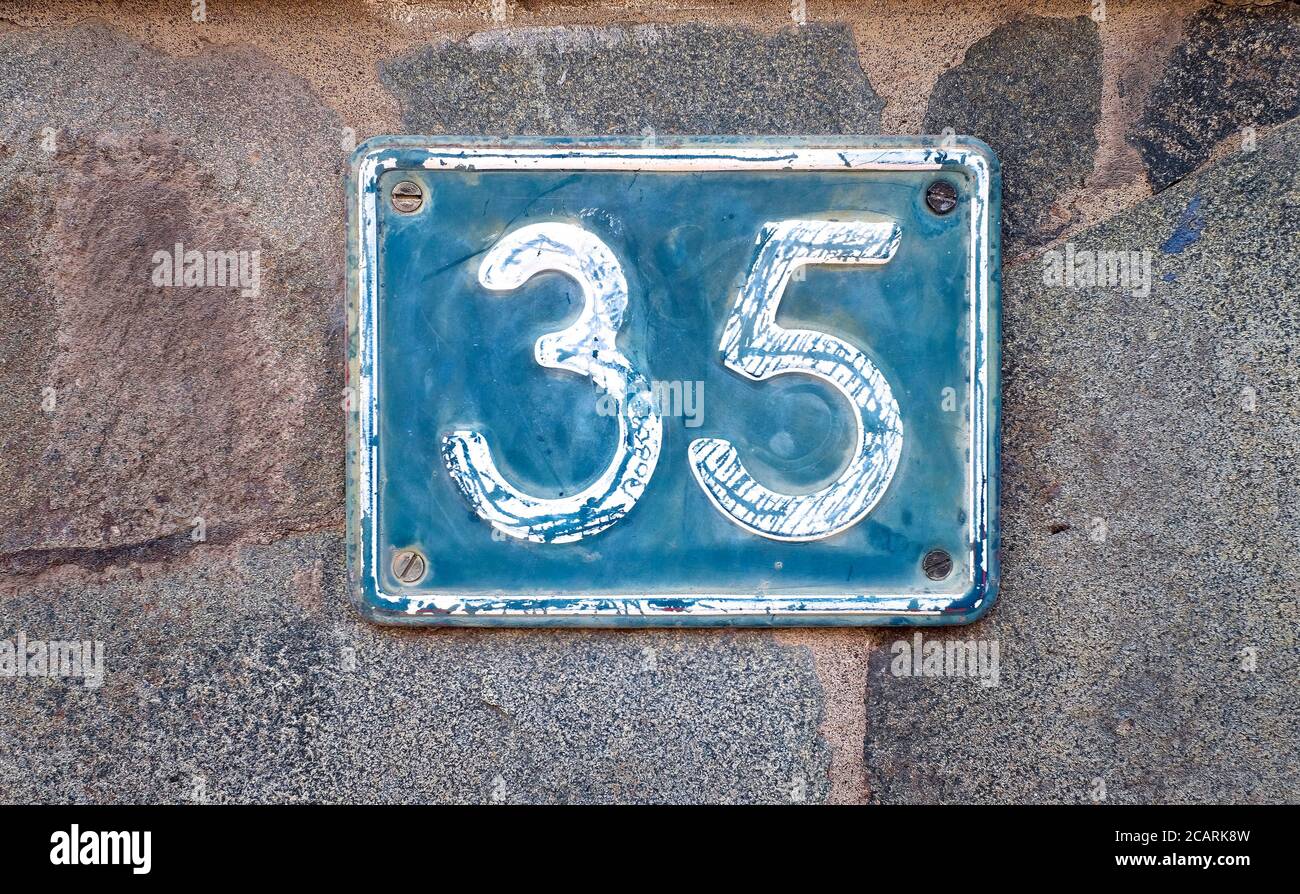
[443,216,904,544]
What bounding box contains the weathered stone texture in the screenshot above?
[0,8,1297,804]
[381,23,884,135]
[0,18,860,805]
[1131,2,1300,191]
[0,25,347,574]
[923,15,1103,250]
[0,533,829,804]
[866,117,1300,804]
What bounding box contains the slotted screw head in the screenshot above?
[391,180,424,213]
[925,180,958,215]
[392,549,427,583]
[922,548,953,581]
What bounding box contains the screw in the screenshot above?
[392,548,427,584]
[391,180,423,213]
[922,548,953,581]
[925,180,958,215]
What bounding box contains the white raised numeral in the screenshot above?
[688,218,904,541]
[442,223,663,543]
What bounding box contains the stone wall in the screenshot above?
[0,0,1296,803]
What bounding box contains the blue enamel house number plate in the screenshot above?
[347,136,1000,626]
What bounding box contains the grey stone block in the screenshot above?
[865,116,1300,804]
[1131,2,1300,191]
[0,533,828,804]
[381,23,884,135]
[0,24,348,571]
[923,15,1102,250]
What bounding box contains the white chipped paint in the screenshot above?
[689,218,903,541]
[420,146,944,173]
[395,591,948,620]
[354,154,383,605]
[442,222,663,543]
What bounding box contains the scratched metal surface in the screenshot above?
[347,137,1000,625]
